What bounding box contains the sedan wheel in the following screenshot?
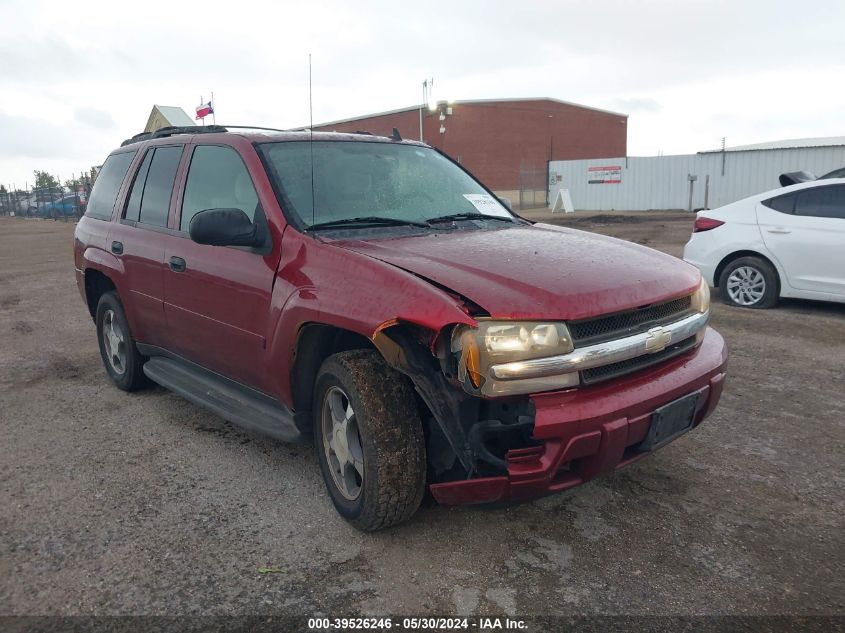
[719,256,779,309]
[726,266,766,306]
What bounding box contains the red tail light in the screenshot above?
[694,217,725,232]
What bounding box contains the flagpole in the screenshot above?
[211,92,215,125]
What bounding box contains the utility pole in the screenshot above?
[687,174,698,212]
[419,80,426,141]
[420,78,433,142]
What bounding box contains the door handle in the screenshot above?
[111,241,123,255]
[169,256,186,272]
[767,227,791,234]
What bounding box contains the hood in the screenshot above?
[331,223,700,321]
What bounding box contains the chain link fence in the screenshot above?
[518,161,549,209]
[0,181,92,221]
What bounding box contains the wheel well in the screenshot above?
[83,269,116,320]
[290,324,376,415]
[713,250,780,289]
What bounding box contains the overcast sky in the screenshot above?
[1,0,843,188]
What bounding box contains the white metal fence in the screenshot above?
[548,146,845,211]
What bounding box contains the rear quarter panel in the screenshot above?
[73,147,145,326]
[74,216,123,304]
[684,201,776,287]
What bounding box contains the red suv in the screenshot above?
[74,125,727,530]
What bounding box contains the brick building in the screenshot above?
[311,98,627,206]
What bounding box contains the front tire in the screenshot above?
[313,350,426,531]
[719,256,779,309]
[95,291,148,391]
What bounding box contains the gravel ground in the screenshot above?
[1,214,843,619]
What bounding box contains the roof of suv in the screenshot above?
[119,125,426,149]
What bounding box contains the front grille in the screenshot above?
[580,337,697,386]
[569,295,693,347]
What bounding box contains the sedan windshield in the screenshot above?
[257,140,515,229]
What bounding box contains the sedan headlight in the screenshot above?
[451,321,579,397]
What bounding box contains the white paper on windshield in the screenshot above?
[463,194,512,218]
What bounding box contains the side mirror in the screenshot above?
[497,196,513,211]
[189,208,261,247]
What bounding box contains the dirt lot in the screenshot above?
[1,213,843,619]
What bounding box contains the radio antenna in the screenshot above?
[309,53,315,226]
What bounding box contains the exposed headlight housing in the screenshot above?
[451,321,578,397]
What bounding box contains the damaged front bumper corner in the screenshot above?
[429,327,728,505]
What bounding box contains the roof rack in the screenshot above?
[153,124,228,139]
[119,124,291,147]
[216,125,289,133]
[120,131,154,147]
[119,125,226,147]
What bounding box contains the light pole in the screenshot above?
[420,78,433,142]
[419,80,426,141]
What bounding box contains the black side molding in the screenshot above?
[139,350,305,443]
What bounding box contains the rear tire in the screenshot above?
[719,256,779,309]
[95,291,148,391]
[313,350,426,531]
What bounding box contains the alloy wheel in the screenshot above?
[726,266,766,306]
[321,386,364,500]
[101,309,127,375]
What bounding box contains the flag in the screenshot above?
[195,101,214,120]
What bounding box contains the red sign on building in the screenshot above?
[588,165,622,184]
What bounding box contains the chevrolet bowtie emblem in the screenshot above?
[645,326,672,353]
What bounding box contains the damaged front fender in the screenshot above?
[372,322,477,473]
[372,322,538,477]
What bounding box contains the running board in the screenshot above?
[142,356,304,443]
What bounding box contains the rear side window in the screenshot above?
[794,185,845,219]
[123,150,153,222]
[180,145,259,231]
[140,146,183,227]
[84,151,136,220]
[762,193,795,214]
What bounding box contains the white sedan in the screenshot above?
[683,178,845,308]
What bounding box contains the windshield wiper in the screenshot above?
[306,216,431,231]
[425,212,514,224]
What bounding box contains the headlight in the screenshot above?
[451,321,578,397]
[691,278,710,314]
[690,278,710,344]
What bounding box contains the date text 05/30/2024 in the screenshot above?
[308,617,528,630]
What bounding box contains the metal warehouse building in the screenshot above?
[548,137,845,212]
[312,98,628,207]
